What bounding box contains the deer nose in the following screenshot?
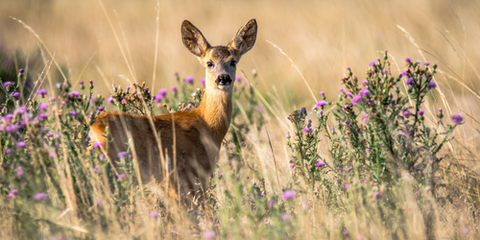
[215,75,232,86]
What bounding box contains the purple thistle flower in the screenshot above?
[37,113,48,120]
[79,81,84,86]
[281,214,290,220]
[49,151,56,158]
[17,142,26,148]
[289,163,295,169]
[383,70,388,75]
[339,88,344,93]
[3,82,12,87]
[8,189,18,198]
[402,71,408,77]
[462,228,469,235]
[117,152,127,158]
[241,81,246,86]
[346,92,353,98]
[424,62,430,66]
[418,110,424,116]
[403,111,410,117]
[5,114,14,120]
[369,61,376,66]
[35,193,48,201]
[92,142,103,148]
[303,127,311,133]
[330,126,334,131]
[17,166,23,179]
[98,106,104,112]
[89,80,93,85]
[149,211,159,219]
[352,95,362,105]
[97,200,103,205]
[366,148,371,153]
[12,92,20,98]
[373,191,380,196]
[282,190,296,200]
[317,100,327,107]
[345,184,350,189]
[302,202,310,210]
[19,68,24,74]
[201,78,206,85]
[235,76,241,81]
[118,174,126,179]
[14,107,25,115]
[320,91,325,96]
[107,97,114,104]
[90,98,97,103]
[428,81,436,89]
[203,231,216,239]
[405,58,411,63]
[38,103,49,111]
[70,111,77,116]
[218,173,223,178]
[154,95,162,102]
[268,200,276,207]
[158,89,168,96]
[406,78,414,86]
[5,149,12,154]
[343,231,349,236]
[185,76,194,84]
[256,106,263,111]
[171,86,177,93]
[362,80,368,86]
[37,89,47,96]
[174,72,179,77]
[316,161,325,168]
[451,114,463,124]
[361,88,370,96]
[93,166,99,173]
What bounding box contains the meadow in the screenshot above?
[1,0,480,239]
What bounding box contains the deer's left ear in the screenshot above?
[182,20,211,57]
[228,19,257,57]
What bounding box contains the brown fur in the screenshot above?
[89,19,257,203]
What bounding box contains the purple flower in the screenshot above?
[201,78,206,85]
[346,92,352,98]
[38,103,49,111]
[19,68,24,74]
[451,114,463,124]
[118,174,126,179]
[406,78,414,86]
[403,111,410,117]
[158,89,167,96]
[97,200,103,205]
[352,95,362,105]
[361,88,370,96]
[302,202,309,210]
[203,231,216,239]
[316,161,325,168]
[405,58,411,63]
[17,166,23,179]
[37,89,47,96]
[35,192,48,201]
[117,152,127,158]
[12,92,20,98]
[5,114,14,120]
[339,88,344,93]
[174,72,179,77]
[14,107,25,115]
[17,142,26,148]
[366,148,370,153]
[218,173,223,178]
[185,76,194,84]
[402,71,408,77]
[282,190,296,200]
[3,82,12,87]
[343,231,349,236]
[281,214,290,220]
[89,80,93,85]
[171,86,177,93]
[462,228,469,235]
[289,163,295,169]
[256,106,263,111]
[149,211,159,219]
[98,106,104,112]
[93,166,99,173]
[235,76,242,82]
[241,81,246,86]
[362,80,368,86]
[383,70,389,75]
[5,149,12,154]
[418,110,424,116]
[320,91,325,96]
[8,189,18,199]
[107,97,114,104]
[424,62,430,67]
[303,127,311,133]
[345,184,350,189]
[369,61,376,66]
[37,113,48,120]
[268,200,276,207]
[317,100,327,107]
[330,126,334,131]
[154,95,162,102]
[428,81,436,89]
[49,151,56,158]
[373,191,380,196]
[92,142,103,148]
[90,98,97,103]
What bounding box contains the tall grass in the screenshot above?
[1,0,480,239]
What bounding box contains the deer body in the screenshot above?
[89,19,257,201]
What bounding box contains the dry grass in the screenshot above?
[1,0,480,239]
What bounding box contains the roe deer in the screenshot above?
[89,19,257,203]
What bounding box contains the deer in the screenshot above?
[89,19,257,205]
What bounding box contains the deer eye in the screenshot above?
[207,62,214,68]
[230,61,237,67]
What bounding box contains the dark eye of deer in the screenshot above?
[230,61,237,67]
[207,62,214,68]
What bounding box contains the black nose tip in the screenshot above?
[215,75,232,85]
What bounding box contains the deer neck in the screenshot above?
[195,87,233,146]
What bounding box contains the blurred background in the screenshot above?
[1,0,479,109]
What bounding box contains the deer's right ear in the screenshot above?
[181,20,211,57]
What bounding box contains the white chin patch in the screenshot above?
[218,83,230,90]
